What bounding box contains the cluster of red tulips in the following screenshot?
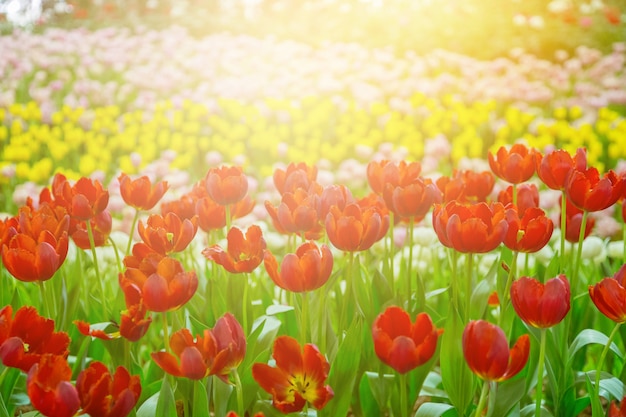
[1,143,626,416]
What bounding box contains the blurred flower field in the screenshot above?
[1,1,626,417]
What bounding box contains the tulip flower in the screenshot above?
[227,413,264,417]
[382,177,442,221]
[565,167,625,212]
[372,306,443,374]
[162,194,198,221]
[0,305,70,372]
[264,241,333,292]
[252,335,333,413]
[432,201,508,253]
[71,210,112,249]
[195,196,227,231]
[462,320,530,382]
[510,275,570,328]
[609,396,626,417]
[205,165,249,206]
[74,301,152,343]
[320,184,355,218]
[589,264,626,323]
[76,361,141,417]
[503,206,554,253]
[366,160,421,195]
[536,148,587,191]
[562,196,595,243]
[265,187,324,240]
[437,170,495,204]
[27,354,80,417]
[141,256,198,312]
[118,173,169,211]
[273,162,318,195]
[2,229,69,282]
[151,313,246,382]
[325,203,387,252]
[488,143,540,184]
[137,212,198,255]
[203,225,266,273]
[498,183,539,216]
[40,173,109,222]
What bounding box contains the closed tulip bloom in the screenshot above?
[71,210,112,250]
[432,201,508,253]
[372,306,443,374]
[265,187,324,240]
[503,206,553,253]
[565,167,625,212]
[264,241,333,292]
[589,264,626,323]
[510,275,570,328]
[436,170,495,204]
[463,320,530,382]
[488,144,539,184]
[382,177,442,220]
[27,355,80,417]
[195,196,226,232]
[498,183,540,217]
[76,361,141,417]
[118,173,169,211]
[252,335,334,413]
[320,184,355,219]
[325,203,387,252]
[0,305,70,372]
[203,225,267,273]
[2,229,69,282]
[367,160,422,196]
[138,212,198,255]
[273,162,318,195]
[536,148,587,190]
[205,166,249,206]
[141,257,198,312]
[151,313,246,382]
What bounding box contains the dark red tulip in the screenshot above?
[203,225,266,273]
[264,241,333,292]
[488,144,540,184]
[503,206,553,253]
[589,264,626,323]
[118,173,169,211]
[510,275,570,328]
[205,166,248,206]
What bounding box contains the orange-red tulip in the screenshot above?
[561,196,595,243]
[27,354,80,417]
[71,210,112,250]
[76,361,141,417]
[141,256,198,312]
[437,170,496,204]
[488,144,540,184]
[320,184,355,219]
[510,275,570,328]
[273,162,318,195]
[382,177,441,221]
[118,173,169,211]
[325,203,387,252]
[432,201,508,253]
[195,196,227,231]
[565,167,625,212]
[498,183,539,216]
[203,225,267,273]
[589,264,626,323]
[151,313,245,382]
[264,241,333,292]
[252,335,333,413]
[161,194,198,221]
[609,395,626,417]
[205,166,249,206]
[462,320,530,382]
[0,305,70,372]
[265,187,324,240]
[536,148,586,190]
[503,206,553,253]
[372,306,443,374]
[2,229,69,282]
[119,303,153,342]
[367,160,421,196]
[137,212,198,255]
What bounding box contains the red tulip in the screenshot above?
[41,174,109,222]
[372,306,443,374]
[497,183,539,217]
[119,303,153,342]
[561,196,595,243]
[565,167,625,212]
[436,170,495,204]
[382,177,441,221]
[76,361,141,417]
[609,395,626,417]
[205,166,249,206]
[536,148,586,190]
[141,256,198,312]
[2,229,69,282]
[118,173,169,211]
[273,162,318,195]
[252,335,333,413]
[264,241,333,292]
[27,354,80,417]
[503,206,553,253]
[432,201,508,253]
[161,194,198,221]
[195,196,227,231]
[226,413,264,417]
[138,212,198,255]
[325,203,387,252]
[151,313,246,382]
[71,210,112,249]
[589,264,626,323]
[367,160,421,195]
[463,320,530,381]
[488,144,540,184]
[265,187,324,240]
[320,184,355,219]
[510,275,570,328]
[203,225,267,273]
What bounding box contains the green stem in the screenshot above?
[242,273,249,334]
[86,220,108,318]
[301,291,309,344]
[232,369,245,416]
[125,209,140,256]
[162,312,170,352]
[108,236,123,273]
[500,251,519,327]
[399,372,408,417]
[407,218,414,313]
[449,249,459,317]
[38,280,52,318]
[572,210,589,296]
[512,183,518,207]
[474,380,490,417]
[465,253,473,322]
[340,251,355,336]
[535,328,547,417]
[560,191,567,274]
[389,213,395,298]
[593,323,622,401]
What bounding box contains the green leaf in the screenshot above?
[0,395,9,417]
[520,404,554,417]
[363,371,394,414]
[213,375,234,417]
[136,393,159,417]
[567,329,623,367]
[192,380,210,417]
[490,377,527,416]
[359,372,382,417]
[414,403,456,417]
[155,377,177,417]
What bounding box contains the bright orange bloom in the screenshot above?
[76,361,141,417]
[462,320,530,382]
[503,206,553,253]
[0,305,70,372]
[151,313,246,382]
[366,160,421,196]
[273,162,318,195]
[609,395,626,417]
[536,148,586,190]
[137,212,198,255]
[161,194,198,221]
[27,354,80,417]
[203,225,267,273]
[488,144,540,184]
[432,201,508,253]
[195,196,227,231]
[325,203,387,252]
[589,264,626,323]
[61,174,110,221]
[511,275,570,328]
[118,173,169,211]
[565,167,625,212]
[252,335,333,413]
[497,183,539,216]
[383,177,441,221]
[372,306,443,374]
[264,241,333,292]
[71,210,112,250]
[205,166,249,206]
[265,187,324,240]
[142,256,198,312]
[561,196,595,243]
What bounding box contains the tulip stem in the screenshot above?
[300,291,309,344]
[512,183,518,207]
[593,322,622,402]
[86,220,108,319]
[449,249,459,317]
[465,253,473,322]
[500,251,519,327]
[162,312,170,352]
[535,328,547,417]
[407,218,414,313]
[559,191,566,274]
[474,380,490,417]
[340,251,355,336]
[389,212,395,297]
[233,369,244,416]
[108,235,123,273]
[572,210,588,296]
[125,208,140,256]
[37,280,51,318]
[242,273,249,334]
[399,372,408,417]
